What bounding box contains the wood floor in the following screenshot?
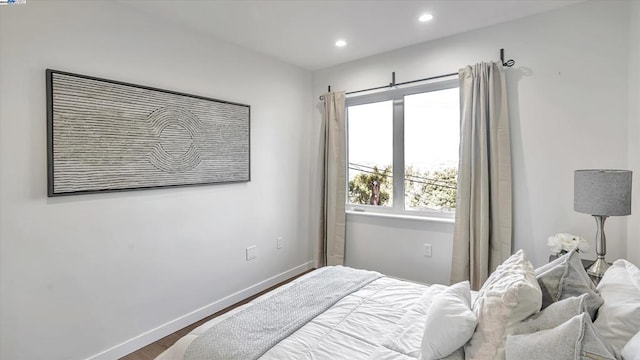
[121,269,314,360]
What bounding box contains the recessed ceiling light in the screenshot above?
[419,13,433,22]
[335,39,347,47]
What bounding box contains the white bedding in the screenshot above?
[156,267,462,360]
[157,254,640,360]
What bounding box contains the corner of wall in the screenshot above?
[627,0,640,266]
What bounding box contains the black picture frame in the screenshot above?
[46,69,250,197]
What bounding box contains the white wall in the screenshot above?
[628,0,640,266]
[312,0,634,280]
[0,2,313,360]
[346,214,454,285]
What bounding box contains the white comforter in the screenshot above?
[157,268,462,360]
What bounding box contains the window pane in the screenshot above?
[404,88,459,212]
[347,101,393,207]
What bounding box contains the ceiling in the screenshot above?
[120,0,582,71]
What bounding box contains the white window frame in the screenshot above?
[345,79,459,219]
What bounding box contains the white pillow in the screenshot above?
[594,259,640,357]
[465,249,542,360]
[622,331,640,360]
[421,281,477,360]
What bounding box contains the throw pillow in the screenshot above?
[465,250,542,360]
[621,330,639,360]
[511,293,599,335]
[594,259,640,357]
[421,281,477,360]
[505,313,616,360]
[535,248,602,318]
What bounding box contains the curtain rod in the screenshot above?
[320,48,515,100]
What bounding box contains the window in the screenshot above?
[346,80,459,217]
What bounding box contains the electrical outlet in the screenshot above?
[424,243,432,257]
[246,245,257,261]
[277,236,283,249]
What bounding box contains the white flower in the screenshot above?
[547,233,590,253]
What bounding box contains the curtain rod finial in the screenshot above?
[500,48,515,67]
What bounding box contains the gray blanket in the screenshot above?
[184,266,382,360]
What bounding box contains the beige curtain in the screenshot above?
[451,62,512,290]
[319,92,347,267]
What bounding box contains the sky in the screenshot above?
[347,87,459,178]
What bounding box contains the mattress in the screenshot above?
[156,267,461,360]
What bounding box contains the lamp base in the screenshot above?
[587,257,610,278]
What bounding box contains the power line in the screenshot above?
[348,165,457,190]
[405,173,456,187]
[349,164,455,188]
[349,162,457,189]
[350,162,456,184]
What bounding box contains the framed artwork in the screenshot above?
[46,69,250,196]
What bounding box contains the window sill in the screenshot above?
[346,209,455,224]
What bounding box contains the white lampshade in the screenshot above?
[574,169,632,216]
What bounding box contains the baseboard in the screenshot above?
[85,261,314,360]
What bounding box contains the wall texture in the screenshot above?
[0,1,313,360]
[312,0,634,279]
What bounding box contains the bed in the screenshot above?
[156,249,640,360]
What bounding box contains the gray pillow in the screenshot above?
[506,313,616,360]
[440,347,464,360]
[535,248,602,318]
[512,293,602,335]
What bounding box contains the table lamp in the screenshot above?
[574,169,632,278]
